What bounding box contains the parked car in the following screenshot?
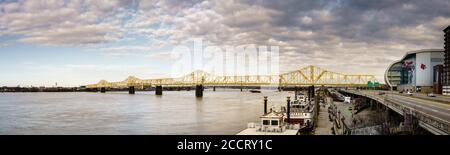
[344,97,351,103]
[405,91,413,96]
[427,93,436,97]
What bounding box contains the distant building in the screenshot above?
[443,25,450,95]
[433,64,443,94]
[385,49,444,93]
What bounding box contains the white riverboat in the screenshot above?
[237,108,299,135]
[284,99,314,128]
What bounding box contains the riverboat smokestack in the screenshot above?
[295,87,299,100]
[264,96,268,114]
[287,97,291,123]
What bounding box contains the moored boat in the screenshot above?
[283,95,315,129]
[237,107,300,135]
[249,89,261,93]
[284,100,314,128]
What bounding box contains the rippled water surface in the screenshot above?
[0,90,292,135]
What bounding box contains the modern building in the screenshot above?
[385,49,444,93]
[443,25,450,95]
[433,64,443,94]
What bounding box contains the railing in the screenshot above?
[246,122,299,133]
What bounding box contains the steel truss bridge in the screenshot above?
[86,65,377,89]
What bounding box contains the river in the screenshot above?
[0,89,292,135]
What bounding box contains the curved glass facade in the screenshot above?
[385,62,402,87]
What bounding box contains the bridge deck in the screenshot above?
[341,90,450,135]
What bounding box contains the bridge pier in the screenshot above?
[403,109,419,133]
[155,85,163,95]
[100,87,106,93]
[369,99,374,110]
[195,85,203,97]
[128,86,135,94]
[213,86,216,91]
[377,101,381,111]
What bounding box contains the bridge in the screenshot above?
[340,90,450,135]
[86,65,378,97]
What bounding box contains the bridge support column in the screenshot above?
[155,85,163,95]
[403,109,418,133]
[128,86,135,94]
[213,86,216,91]
[377,102,381,111]
[195,85,203,97]
[240,86,243,92]
[100,87,106,93]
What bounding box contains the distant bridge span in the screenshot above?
[86,65,378,88]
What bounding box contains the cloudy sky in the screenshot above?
[1,0,450,87]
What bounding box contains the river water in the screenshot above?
[0,89,292,135]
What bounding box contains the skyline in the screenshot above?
[1,0,450,87]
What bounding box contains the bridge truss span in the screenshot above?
[86,65,378,88]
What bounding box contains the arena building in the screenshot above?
[385,49,444,93]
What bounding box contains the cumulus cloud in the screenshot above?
[19,23,122,45]
[0,0,129,45]
[1,0,450,81]
[89,45,156,56]
[146,51,180,61]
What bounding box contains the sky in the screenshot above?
[0,0,450,87]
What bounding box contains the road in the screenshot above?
[385,93,450,121]
[389,91,450,104]
[358,90,450,122]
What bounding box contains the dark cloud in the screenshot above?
[234,0,450,44]
[241,0,329,27]
[330,0,450,43]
